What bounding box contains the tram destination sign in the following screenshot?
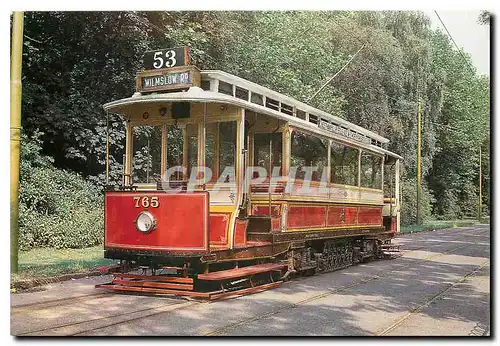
[143,47,189,70]
[319,119,372,145]
[136,66,201,93]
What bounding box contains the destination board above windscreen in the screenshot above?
[136,66,201,93]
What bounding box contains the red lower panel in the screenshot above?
[252,204,281,216]
[271,217,281,232]
[390,217,397,233]
[105,191,209,252]
[327,206,358,226]
[287,205,327,229]
[234,218,248,248]
[209,213,230,245]
[357,207,383,226]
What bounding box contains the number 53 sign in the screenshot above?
[143,47,190,70]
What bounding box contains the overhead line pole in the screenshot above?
[416,98,422,225]
[11,12,24,274]
[478,146,482,222]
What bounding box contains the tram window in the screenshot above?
[166,124,184,180]
[219,122,237,179]
[266,98,279,111]
[205,125,217,179]
[309,114,318,125]
[132,125,162,184]
[235,87,249,101]
[251,93,264,105]
[205,122,237,182]
[218,81,233,96]
[296,110,306,120]
[254,133,282,178]
[331,142,359,186]
[281,103,293,116]
[187,124,198,178]
[290,130,328,182]
[201,80,211,91]
[360,152,383,189]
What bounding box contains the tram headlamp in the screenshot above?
[134,211,156,233]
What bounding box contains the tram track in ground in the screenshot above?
[15,298,200,336]
[11,292,112,315]
[374,259,490,336]
[12,226,488,336]
[202,239,483,336]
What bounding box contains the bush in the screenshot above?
[18,131,104,250]
[400,178,434,226]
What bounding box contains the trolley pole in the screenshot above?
[416,98,422,225]
[478,145,482,222]
[10,12,24,274]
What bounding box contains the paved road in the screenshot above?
[11,225,490,336]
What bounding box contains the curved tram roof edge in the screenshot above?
[103,87,402,160]
[202,70,387,144]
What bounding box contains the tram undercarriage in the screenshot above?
[96,232,400,300]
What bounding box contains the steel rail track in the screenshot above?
[11,292,111,315]
[375,259,490,336]
[202,240,483,336]
[16,299,200,336]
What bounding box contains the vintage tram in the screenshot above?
[96,47,402,299]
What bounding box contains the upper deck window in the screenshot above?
[265,97,279,111]
[360,151,383,189]
[296,110,306,120]
[308,114,318,125]
[132,125,162,184]
[235,87,249,101]
[251,93,264,105]
[201,80,211,91]
[218,81,233,96]
[281,103,293,116]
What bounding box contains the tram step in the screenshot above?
[247,232,274,242]
[197,263,287,281]
[113,273,193,284]
[96,280,283,301]
[110,279,194,291]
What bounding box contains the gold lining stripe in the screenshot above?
[250,197,383,206]
[285,224,382,232]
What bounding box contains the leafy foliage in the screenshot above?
[18,132,103,250]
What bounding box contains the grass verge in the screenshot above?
[12,246,117,283]
[400,219,488,234]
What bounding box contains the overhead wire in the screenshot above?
[434,11,476,74]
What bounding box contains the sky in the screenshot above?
[424,10,490,75]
